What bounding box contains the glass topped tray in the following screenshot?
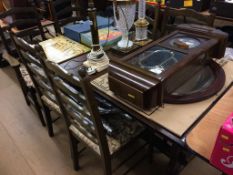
[127,46,185,75]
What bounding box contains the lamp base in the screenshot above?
[134,39,153,47]
[110,44,139,56]
[117,39,133,49]
[83,49,109,74]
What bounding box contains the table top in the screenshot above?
[186,84,233,161]
[61,47,233,143]
[90,60,233,138]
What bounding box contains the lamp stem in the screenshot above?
[88,0,100,51]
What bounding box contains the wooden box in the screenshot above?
[108,30,224,109]
[109,61,163,109]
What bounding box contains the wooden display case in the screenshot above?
[108,29,227,109]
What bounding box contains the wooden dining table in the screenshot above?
[59,41,233,174]
[60,51,233,142]
[186,84,233,162]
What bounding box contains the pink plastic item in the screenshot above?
[211,112,233,175]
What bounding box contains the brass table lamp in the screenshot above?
[134,0,149,41]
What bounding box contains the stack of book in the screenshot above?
[81,27,122,48]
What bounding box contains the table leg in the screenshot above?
[168,144,182,175]
[167,144,194,175]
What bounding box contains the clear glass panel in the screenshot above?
[171,65,215,95]
[169,36,201,49]
[128,46,185,74]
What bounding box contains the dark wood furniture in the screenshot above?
[0,7,46,56]
[46,0,81,34]
[161,7,215,36]
[186,83,233,167]
[210,0,233,19]
[58,45,233,174]
[146,2,162,40]
[43,59,146,175]
[108,28,227,109]
[0,7,49,125]
[11,36,62,137]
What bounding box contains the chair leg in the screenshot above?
[167,144,182,175]
[69,133,80,171]
[30,89,46,127]
[43,105,54,137]
[148,143,154,163]
[102,156,112,175]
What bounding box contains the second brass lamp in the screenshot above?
[134,0,149,41]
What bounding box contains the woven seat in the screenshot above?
[70,118,144,155]
[41,95,62,115]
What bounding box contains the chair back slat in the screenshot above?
[55,85,90,119]
[26,61,47,81]
[53,76,86,102]
[34,75,53,93]
[161,7,215,36]
[21,51,41,66]
[44,60,81,87]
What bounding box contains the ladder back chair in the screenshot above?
[146,2,162,40]
[46,0,81,34]
[161,7,215,36]
[43,60,146,175]
[12,36,62,137]
[0,7,49,126]
[0,7,46,40]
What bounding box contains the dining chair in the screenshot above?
[0,6,46,58]
[43,59,146,174]
[46,0,81,34]
[146,2,163,40]
[0,7,50,125]
[161,7,215,36]
[11,35,62,137]
[0,7,51,129]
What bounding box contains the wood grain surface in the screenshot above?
[186,85,233,160]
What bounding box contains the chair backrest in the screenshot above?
[161,7,215,36]
[12,35,56,106]
[145,2,162,40]
[47,0,81,34]
[44,59,110,156]
[0,7,46,39]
